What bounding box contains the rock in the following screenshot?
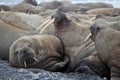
[0,59,106,80]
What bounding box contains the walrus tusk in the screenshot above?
[84,33,91,42]
[36,17,51,32]
[90,17,96,21]
[33,57,38,62]
[39,18,55,34]
[24,61,27,68]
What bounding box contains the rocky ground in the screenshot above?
[0,59,107,80]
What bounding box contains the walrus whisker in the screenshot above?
[24,61,27,68]
[33,57,38,62]
[84,33,91,42]
[36,17,51,32]
[40,18,55,34]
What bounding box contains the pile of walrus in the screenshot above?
[0,0,120,80]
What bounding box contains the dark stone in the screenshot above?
[0,59,106,80]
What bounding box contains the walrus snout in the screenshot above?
[90,24,101,41]
[17,47,37,67]
[51,10,69,25]
[36,10,69,34]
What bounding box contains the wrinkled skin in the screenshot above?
[0,21,37,60]
[90,23,120,80]
[75,19,120,79]
[9,35,69,72]
[74,50,110,79]
[51,10,95,72]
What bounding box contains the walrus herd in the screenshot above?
[0,0,120,80]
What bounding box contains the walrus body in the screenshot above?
[10,3,35,13]
[87,8,120,16]
[0,11,45,30]
[74,21,120,79]
[21,0,37,6]
[90,24,120,80]
[94,18,120,31]
[38,1,62,9]
[95,14,120,22]
[9,35,69,71]
[58,2,113,13]
[0,20,37,60]
[50,10,95,71]
[0,5,11,11]
[76,2,113,12]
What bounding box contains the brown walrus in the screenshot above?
[58,2,113,13]
[38,10,96,72]
[38,1,62,10]
[0,11,45,30]
[10,3,35,13]
[95,14,120,22]
[76,2,113,12]
[73,18,120,79]
[89,23,120,80]
[9,35,69,71]
[93,18,120,31]
[0,5,11,11]
[87,8,120,16]
[21,0,38,6]
[0,20,37,60]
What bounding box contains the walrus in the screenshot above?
[87,8,120,16]
[9,35,69,71]
[38,1,62,10]
[76,2,113,12]
[0,5,11,11]
[94,14,120,22]
[10,3,35,13]
[73,18,120,78]
[58,2,113,13]
[21,0,38,6]
[0,20,38,60]
[93,18,120,31]
[89,23,120,80]
[37,10,96,72]
[0,11,45,30]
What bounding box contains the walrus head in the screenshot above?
[51,10,70,33]
[9,37,38,68]
[17,43,37,67]
[36,10,71,34]
[90,24,101,41]
[89,19,110,41]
